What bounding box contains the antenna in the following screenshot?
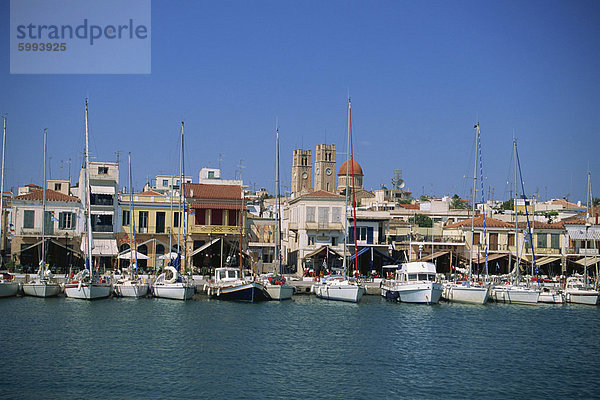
[391,169,405,190]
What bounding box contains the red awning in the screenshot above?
[190,203,244,210]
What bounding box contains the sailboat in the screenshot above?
[0,117,18,298]
[64,99,112,300]
[442,123,490,304]
[312,98,365,303]
[564,171,599,305]
[262,124,294,301]
[113,153,149,298]
[22,129,62,297]
[490,139,540,305]
[151,122,195,300]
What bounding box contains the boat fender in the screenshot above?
[203,283,207,293]
[77,280,82,291]
[217,288,221,296]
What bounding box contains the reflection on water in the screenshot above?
[1,295,599,399]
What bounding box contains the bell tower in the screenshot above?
[314,144,336,193]
[291,149,312,196]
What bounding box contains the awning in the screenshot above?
[90,185,115,195]
[117,250,149,260]
[532,256,560,267]
[418,250,450,262]
[81,238,118,256]
[472,253,507,264]
[190,203,244,210]
[566,226,600,240]
[189,238,221,257]
[304,246,344,259]
[349,246,370,261]
[574,257,600,267]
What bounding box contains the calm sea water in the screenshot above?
[1,295,599,399]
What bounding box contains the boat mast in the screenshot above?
[343,98,350,278]
[0,117,5,268]
[128,152,138,278]
[469,124,478,282]
[84,99,94,272]
[275,123,281,275]
[179,121,187,274]
[349,99,359,279]
[585,171,591,287]
[513,139,519,282]
[41,129,47,279]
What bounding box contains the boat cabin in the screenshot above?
[386,262,438,283]
[214,268,242,282]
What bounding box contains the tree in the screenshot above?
[450,194,468,210]
[419,194,429,202]
[409,214,433,228]
[500,198,514,211]
[593,197,600,207]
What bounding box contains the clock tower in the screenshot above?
[314,144,336,193]
[291,149,312,197]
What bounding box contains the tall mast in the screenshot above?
[469,124,478,281]
[128,152,138,277]
[0,117,5,268]
[513,139,519,281]
[349,99,359,278]
[41,129,47,279]
[84,99,94,272]
[179,121,187,274]
[343,98,350,278]
[275,123,281,275]
[585,171,591,286]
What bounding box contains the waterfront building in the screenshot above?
[10,188,81,272]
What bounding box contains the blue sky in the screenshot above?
[1,0,599,203]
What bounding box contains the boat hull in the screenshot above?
[114,282,149,298]
[491,286,540,305]
[64,283,112,300]
[314,283,365,303]
[265,284,294,301]
[383,282,442,304]
[0,281,19,298]
[22,281,62,298]
[565,290,599,305]
[442,284,490,305]
[151,283,195,300]
[538,290,564,304]
[210,282,271,302]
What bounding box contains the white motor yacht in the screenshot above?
[381,262,442,304]
[564,276,599,305]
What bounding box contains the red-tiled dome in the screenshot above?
[337,160,363,176]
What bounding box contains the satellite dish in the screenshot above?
[392,169,405,190]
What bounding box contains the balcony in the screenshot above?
[188,225,244,235]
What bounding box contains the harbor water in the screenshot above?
[1,295,599,399]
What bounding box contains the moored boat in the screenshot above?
[564,276,599,305]
[491,284,540,305]
[381,262,442,304]
[0,272,19,298]
[312,275,365,303]
[206,267,270,302]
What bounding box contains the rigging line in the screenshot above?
[515,144,539,285]
[477,124,489,279]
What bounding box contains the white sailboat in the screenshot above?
[22,129,62,297]
[262,124,294,301]
[0,117,18,298]
[64,99,112,300]
[442,123,489,304]
[113,153,149,298]
[151,122,194,300]
[564,172,599,305]
[312,98,365,303]
[491,139,539,305]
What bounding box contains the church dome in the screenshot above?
[337,160,363,176]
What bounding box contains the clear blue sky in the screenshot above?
[1,0,599,203]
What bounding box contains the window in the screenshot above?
[308,236,315,245]
[551,234,560,249]
[408,273,418,281]
[331,236,337,246]
[156,212,165,233]
[208,171,215,179]
[318,207,329,227]
[162,179,168,187]
[54,183,61,191]
[473,232,480,246]
[537,233,547,248]
[98,166,108,174]
[508,233,515,247]
[332,207,341,223]
[23,210,35,229]
[122,210,130,226]
[139,211,148,232]
[306,207,315,222]
[59,212,75,230]
[173,211,180,228]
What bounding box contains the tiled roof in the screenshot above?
[517,221,565,230]
[25,184,41,188]
[398,203,419,210]
[300,190,343,199]
[138,190,164,196]
[443,215,513,229]
[14,189,80,203]
[185,183,242,200]
[549,199,584,209]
